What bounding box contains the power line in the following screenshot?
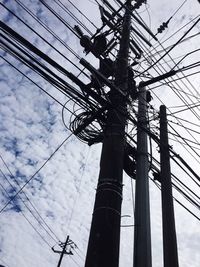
[53,0,93,36]
[0,179,53,248]
[0,155,61,242]
[13,0,90,77]
[151,178,200,222]
[66,0,98,29]
[0,133,73,214]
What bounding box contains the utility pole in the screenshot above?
[133,86,152,267]
[52,235,73,267]
[57,235,69,267]
[160,105,179,267]
[84,1,132,267]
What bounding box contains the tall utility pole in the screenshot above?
[84,1,132,267]
[160,105,179,267]
[133,86,152,267]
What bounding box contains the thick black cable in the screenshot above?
[0,55,76,112]
[39,0,80,39]
[13,0,90,78]
[0,3,81,61]
[0,37,93,110]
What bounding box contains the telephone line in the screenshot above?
[0,133,73,214]
[0,155,61,242]
[53,0,93,36]
[151,178,200,222]
[0,168,59,243]
[13,0,90,77]
[0,179,53,248]
[67,0,98,29]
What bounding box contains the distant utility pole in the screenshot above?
[160,105,179,267]
[133,86,152,267]
[52,235,73,267]
[84,1,132,267]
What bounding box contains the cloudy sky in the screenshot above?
[0,0,200,266]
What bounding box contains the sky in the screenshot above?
[0,0,200,266]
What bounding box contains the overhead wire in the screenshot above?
[1,0,200,255]
[13,0,90,78]
[151,177,200,222]
[135,37,200,163]
[53,0,93,35]
[137,9,200,110]
[145,14,200,59]
[168,114,200,128]
[0,133,73,214]
[0,179,53,248]
[0,168,59,243]
[114,92,200,215]
[172,181,200,210]
[0,2,82,64]
[0,32,96,111]
[168,131,200,147]
[0,55,79,113]
[66,0,98,29]
[0,154,61,242]
[39,0,80,38]
[168,137,200,151]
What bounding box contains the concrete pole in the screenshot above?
[160,105,179,267]
[133,87,152,267]
[84,1,132,267]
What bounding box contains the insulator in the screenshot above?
[74,25,83,37]
[157,18,171,34]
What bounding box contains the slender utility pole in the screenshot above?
[160,105,179,267]
[84,1,132,267]
[57,235,69,267]
[133,86,152,267]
